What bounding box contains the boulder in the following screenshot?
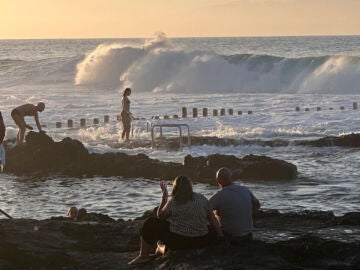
[4,132,297,182]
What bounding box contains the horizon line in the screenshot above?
[1,34,360,41]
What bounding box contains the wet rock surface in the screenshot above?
[122,133,360,149]
[294,133,360,147]
[4,132,297,182]
[0,210,359,270]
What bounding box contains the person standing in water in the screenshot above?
[11,102,45,145]
[0,112,5,172]
[121,88,132,141]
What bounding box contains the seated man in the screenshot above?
[11,102,45,145]
[209,167,260,243]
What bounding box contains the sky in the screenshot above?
[0,0,359,39]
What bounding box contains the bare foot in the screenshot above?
[128,255,152,265]
[155,241,167,255]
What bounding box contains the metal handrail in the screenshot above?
[151,124,191,149]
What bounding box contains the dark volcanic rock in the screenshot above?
[185,154,297,182]
[4,132,297,182]
[0,210,359,270]
[295,133,360,147]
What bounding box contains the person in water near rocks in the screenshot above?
[11,102,45,145]
[67,207,78,220]
[209,167,260,244]
[0,112,5,172]
[121,87,132,141]
[128,175,223,265]
[77,208,87,220]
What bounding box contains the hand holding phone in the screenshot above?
[160,181,168,197]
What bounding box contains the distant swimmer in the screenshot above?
[121,88,132,141]
[0,112,5,172]
[11,102,45,145]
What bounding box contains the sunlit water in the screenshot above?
[0,36,360,220]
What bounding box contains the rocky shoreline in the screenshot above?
[4,131,359,182]
[4,132,297,182]
[1,209,359,269]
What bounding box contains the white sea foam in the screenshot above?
[73,35,360,94]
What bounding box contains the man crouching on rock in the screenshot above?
[11,102,45,145]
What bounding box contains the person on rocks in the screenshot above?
[67,206,78,220]
[128,175,223,265]
[120,87,132,141]
[77,208,87,220]
[11,102,45,145]
[209,167,260,244]
[0,112,6,172]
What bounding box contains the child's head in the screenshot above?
[67,206,78,220]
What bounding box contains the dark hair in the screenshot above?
[171,175,193,204]
[123,87,131,96]
[77,208,87,219]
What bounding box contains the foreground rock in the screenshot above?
[0,210,359,270]
[4,132,297,182]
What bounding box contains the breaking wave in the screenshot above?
[75,35,360,94]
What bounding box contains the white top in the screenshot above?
[163,192,210,237]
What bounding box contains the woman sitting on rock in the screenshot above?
[129,175,223,265]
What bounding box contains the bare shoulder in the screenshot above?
[17,104,37,115]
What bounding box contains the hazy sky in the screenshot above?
[0,0,359,39]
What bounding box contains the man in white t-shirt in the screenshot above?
[209,167,260,243]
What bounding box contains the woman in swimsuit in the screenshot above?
[121,88,132,141]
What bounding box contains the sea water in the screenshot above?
[0,34,360,220]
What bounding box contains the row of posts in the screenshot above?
[295,102,358,112]
[55,102,358,128]
[181,107,253,118]
[55,115,113,128]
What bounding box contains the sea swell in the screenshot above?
[74,37,360,94]
[2,37,360,94]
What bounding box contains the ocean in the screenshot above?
[0,34,360,220]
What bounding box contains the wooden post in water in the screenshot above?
[164,115,169,119]
[220,108,225,116]
[295,107,300,112]
[193,108,198,118]
[238,110,242,115]
[317,107,321,111]
[182,107,187,118]
[203,108,208,117]
[173,114,179,119]
[213,109,218,116]
[340,106,345,110]
[353,102,357,110]
[67,119,73,128]
[80,119,86,127]
[56,122,62,128]
[93,118,99,125]
[104,115,110,123]
[248,110,253,115]
[228,108,234,115]
[305,108,309,112]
